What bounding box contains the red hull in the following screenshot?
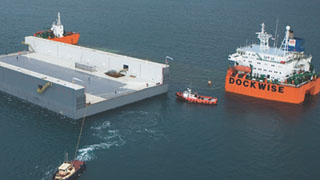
[72,160,85,171]
[176,92,218,105]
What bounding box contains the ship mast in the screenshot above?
[256,23,272,51]
[57,12,62,26]
[65,152,68,162]
[280,25,291,55]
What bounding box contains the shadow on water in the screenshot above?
[223,92,320,123]
[0,91,73,122]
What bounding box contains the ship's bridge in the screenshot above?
[229,43,311,82]
[230,43,308,65]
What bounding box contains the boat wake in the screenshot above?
[76,110,164,161]
[76,121,125,161]
[76,141,121,161]
[116,110,166,142]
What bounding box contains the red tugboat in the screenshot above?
[176,88,218,105]
[53,153,86,180]
[34,12,80,45]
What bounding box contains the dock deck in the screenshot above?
[0,36,169,119]
[0,52,151,104]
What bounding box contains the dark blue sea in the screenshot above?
[1,0,320,179]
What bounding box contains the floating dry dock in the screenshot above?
[0,36,169,119]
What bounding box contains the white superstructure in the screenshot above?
[228,23,312,82]
[51,12,64,38]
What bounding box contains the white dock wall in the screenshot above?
[25,36,166,84]
[0,63,86,118]
[74,84,169,119]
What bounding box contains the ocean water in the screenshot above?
[1,0,320,179]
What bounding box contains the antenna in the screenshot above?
[280,25,291,55]
[57,12,61,25]
[256,23,272,51]
[273,18,279,47]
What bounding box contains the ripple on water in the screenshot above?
[76,120,125,161]
[40,165,57,180]
[76,110,166,161]
[117,110,166,141]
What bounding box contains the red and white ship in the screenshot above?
[176,88,218,105]
[53,153,86,180]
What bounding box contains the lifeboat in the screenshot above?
[176,88,218,105]
[233,65,251,73]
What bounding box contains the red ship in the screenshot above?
[176,88,218,105]
[34,12,80,45]
[53,153,85,180]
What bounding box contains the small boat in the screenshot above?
[233,65,251,73]
[34,12,80,45]
[53,154,86,180]
[176,88,218,105]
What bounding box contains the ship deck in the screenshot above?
[0,52,153,104]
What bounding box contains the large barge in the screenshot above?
[225,23,320,104]
[0,36,169,119]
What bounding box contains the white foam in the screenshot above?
[76,140,125,161]
[91,121,111,130]
[76,110,163,162]
[76,120,125,161]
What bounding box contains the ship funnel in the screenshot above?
[289,30,294,39]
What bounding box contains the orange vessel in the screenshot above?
[225,68,320,104]
[34,31,80,45]
[225,23,320,104]
[34,12,80,45]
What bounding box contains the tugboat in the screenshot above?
[34,12,80,45]
[176,88,218,105]
[53,104,88,180]
[53,153,86,180]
